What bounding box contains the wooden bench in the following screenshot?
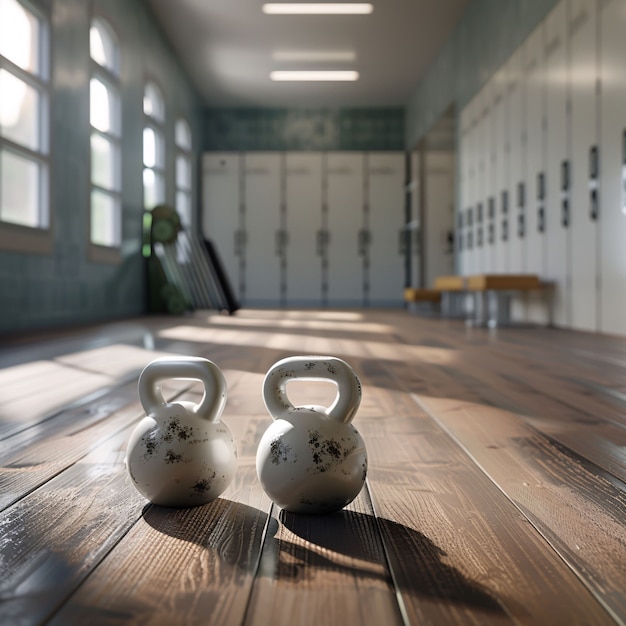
[404,276,466,316]
[466,273,548,327]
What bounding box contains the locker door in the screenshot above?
[508,49,525,273]
[494,66,510,273]
[599,0,626,335]
[408,151,421,287]
[544,1,570,326]
[524,23,547,321]
[475,88,490,273]
[570,0,598,331]
[326,152,365,306]
[424,151,455,287]
[486,78,498,273]
[244,153,282,306]
[464,97,478,276]
[201,152,242,299]
[458,105,470,275]
[475,88,492,272]
[367,152,405,306]
[284,152,323,306]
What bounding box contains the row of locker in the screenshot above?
[201,151,406,308]
[459,0,626,335]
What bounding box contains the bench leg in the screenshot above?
[487,290,513,327]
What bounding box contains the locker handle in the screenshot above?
[537,172,545,201]
[561,160,570,192]
[501,219,508,242]
[562,198,570,228]
[518,213,525,238]
[518,182,525,209]
[590,188,598,221]
[538,206,545,233]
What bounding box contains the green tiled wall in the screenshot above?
[0,0,203,334]
[204,107,405,151]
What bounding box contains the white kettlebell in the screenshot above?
[256,355,367,514]
[126,356,237,507]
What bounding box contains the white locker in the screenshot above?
[408,151,421,287]
[201,152,242,299]
[486,80,498,273]
[464,97,478,276]
[599,0,626,335]
[243,153,282,306]
[507,49,526,273]
[544,1,570,326]
[475,88,491,273]
[284,152,323,306]
[569,0,599,331]
[326,152,365,305]
[458,105,471,275]
[367,152,405,306]
[423,151,455,287]
[493,66,510,272]
[523,24,547,324]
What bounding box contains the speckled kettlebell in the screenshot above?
[126,356,237,507]
[256,356,367,514]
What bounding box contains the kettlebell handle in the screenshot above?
[263,356,361,423]
[138,356,226,423]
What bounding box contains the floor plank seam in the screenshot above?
[239,501,276,626]
[364,478,411,626]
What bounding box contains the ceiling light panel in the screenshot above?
[272,50,357,62]
[263,4,374,15]
[270,70,359,81]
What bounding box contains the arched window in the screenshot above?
[175,118,192,228]
[89,16,121,251]
[143,81,165,209]
[0,0,50,252]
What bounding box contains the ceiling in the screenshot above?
[144,0,470,108]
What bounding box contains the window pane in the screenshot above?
[143,168,164,209]
[0,69,40,150]
[143,126,163,168]
[176,190,192,227]
[90,78,119,135]
[0,0,40,74]
[0,149,44,227]
[90,18,119,76]
[143,82,164,122]
[176,154,191,190]
[91,189,120,246]
[91,133,119,191]
[175,118,191,150]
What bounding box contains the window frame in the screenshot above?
[0,0,52,254]
[88,13,123,264]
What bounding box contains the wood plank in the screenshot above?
[0,427,147,625]
[0,379,194,511]
[355,359,613,625]
[416,394,626,624]
[404,288,442,303]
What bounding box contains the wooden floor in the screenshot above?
[1,309,625,625]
